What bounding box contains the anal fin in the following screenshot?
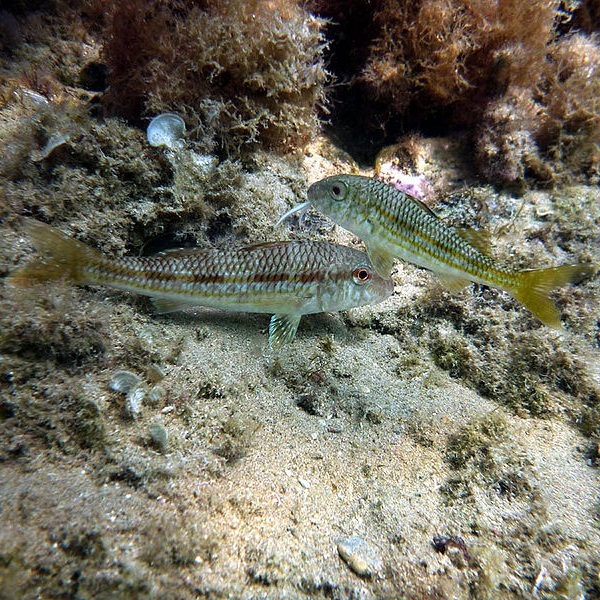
[151,297,198,314]
[437,272,471,294]
[268,314,301,349]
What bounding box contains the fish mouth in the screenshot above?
[274,201,311,229]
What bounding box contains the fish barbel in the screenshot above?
[8,219,393,348]
[297,174,594,328]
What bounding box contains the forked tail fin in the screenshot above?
[512,264,595,328]
[7,219,99,287]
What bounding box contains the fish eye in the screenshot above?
[329,181,347,201]
[352,266,372,285]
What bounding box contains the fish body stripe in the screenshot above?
[74,239,392,315]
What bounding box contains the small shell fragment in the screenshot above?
[16,88,49,106]
[125,387,145,420]
[336,536,382,577]
[32,133,71,162]
[147,385,167,406]
[109,370,141,394]
[298,477,311,489]
[146,113,186,149]
[149,422,169,451]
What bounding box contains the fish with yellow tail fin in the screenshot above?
[8,219,393,348]
[281,174,594,328]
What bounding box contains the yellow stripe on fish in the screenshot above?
[304,174,595,328]
[8,219,393,348]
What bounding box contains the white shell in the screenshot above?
[109,370,141,394]
[146,113,186,149]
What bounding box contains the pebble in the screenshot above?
[336,536,382,577]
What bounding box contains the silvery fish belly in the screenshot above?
[8,219,394,348]
[305,174,594,328]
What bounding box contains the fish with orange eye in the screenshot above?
[9,219,394,349]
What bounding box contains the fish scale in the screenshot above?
[351,176,511,285]
[85,242,346,300]
[304,174,595,327]
[9,219,393,348]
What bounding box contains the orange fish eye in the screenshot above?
[352,266,372,284]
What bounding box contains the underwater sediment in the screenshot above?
[0,1,599,598]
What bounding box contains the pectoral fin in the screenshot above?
[367,243,395,278]
[268,314,301,349]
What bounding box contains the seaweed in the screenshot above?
[101,0,328,154]
[0,286,107,367]
[314,0,599,183]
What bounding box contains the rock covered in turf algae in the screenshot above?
[102,0,328,154]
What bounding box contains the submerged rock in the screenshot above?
[336,536,382,577]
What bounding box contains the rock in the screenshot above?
[336,536,382,577]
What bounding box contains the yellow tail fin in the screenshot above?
[512,264,595,328]
[7,219,98,287]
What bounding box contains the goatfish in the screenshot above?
[7,219,393,348]
[278,174,594,328]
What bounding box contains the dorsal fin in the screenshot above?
[152,247,208,258]
[457,228,492,256]
[244,241,292,251]
[410,195,438,218]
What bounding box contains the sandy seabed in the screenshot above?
[0,43,599,600]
